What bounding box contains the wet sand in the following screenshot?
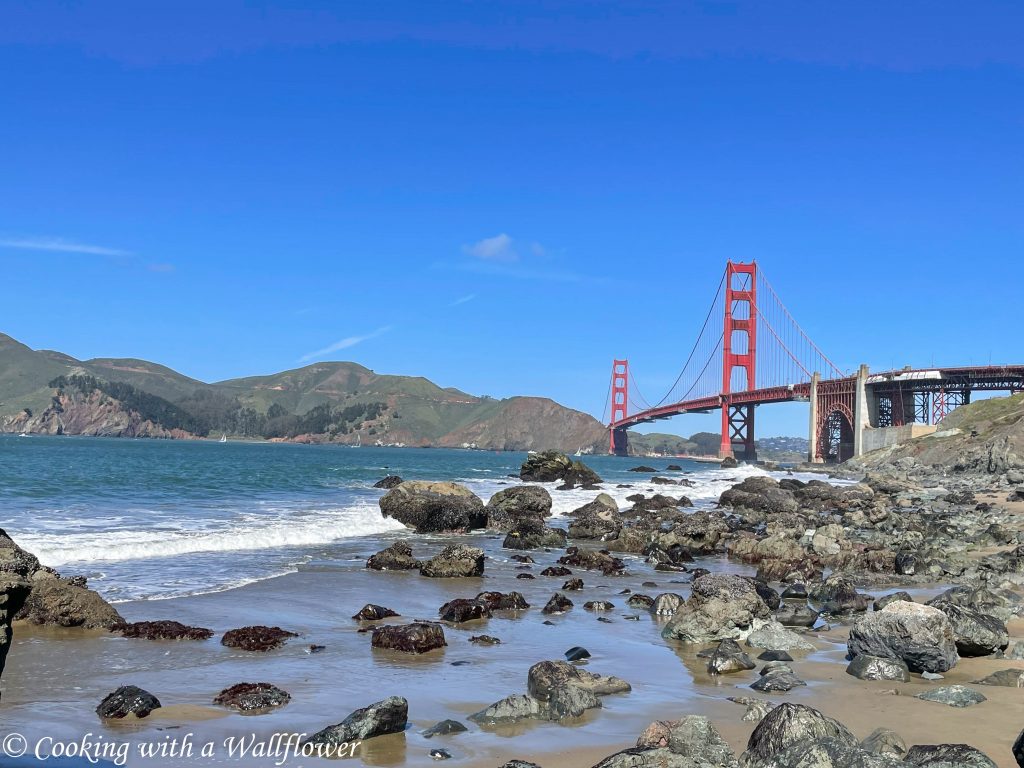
[3,528,1023,767]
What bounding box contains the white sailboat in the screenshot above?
[219,433,227,443]
[573,446,583,456]
[350,433,361,448]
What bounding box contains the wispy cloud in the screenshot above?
[449,293,477,307]
[299,325,393,362]
[463,233,517,262]
[0,236,133,257]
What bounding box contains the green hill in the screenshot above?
[0,332,609,451]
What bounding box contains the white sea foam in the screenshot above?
[456,462,780,516]
[17,501,406,567]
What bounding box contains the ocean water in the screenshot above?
[0,435,766,602]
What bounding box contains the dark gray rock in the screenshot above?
[903,743,997,767]
[860,728,906,758]
[742,703,856,764]
[439,598,491,623]
[352,604,400,621]
[213,682,291,712]
[707,639,756,675]
[845,654,910,682]
[503,518,567,550]
[542,593,573,615]
[306,696,408,746]
[371,622,447,654]
[419,545,485,577]
[366,540,420,570]
[971,668,1024,687]
[847,601,958,673]
[486,486,553,530]
[379,481,487,533]
[373,475,403,489]
[750,671,806,692]
[421,719,467,738]
[661,574,772,644]
[96,685,161,719]
[929,601,1009,657]
[914,685,986,707]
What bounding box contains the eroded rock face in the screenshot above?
[847,601,959,673]
[214,682,291,712]
[419,545,485,578]
[96,685,161,719]
[379,481,487,533]
[370,622,447,654]
[662,574,772,644]
[221,626,298,652]
[306,696,408,746]
[366,540,420,570]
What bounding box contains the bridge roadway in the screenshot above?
[609,364,1024,462]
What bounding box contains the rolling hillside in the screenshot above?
[0,333,609,451]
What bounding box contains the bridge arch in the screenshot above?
[818,404,854,463]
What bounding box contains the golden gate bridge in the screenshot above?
[605,261,1024,463]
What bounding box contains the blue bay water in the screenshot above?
[0,435,764,602]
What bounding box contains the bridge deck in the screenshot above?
[609,365,1024,431]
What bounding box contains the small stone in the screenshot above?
[584,601,614,611]
[221,625,297,652]
[469,635,501,645]
[565,646,591,661]
[846,654,910,682]
[352,604,400,621]
[915,685,986,708]
[758,650,793,662]
[562,578,584,591]
[422,719,467,738]
[306,644,326,654]
[430,748,452,760]
[542,593,573,615]
[96,685,161,719]
[213,682,291,712]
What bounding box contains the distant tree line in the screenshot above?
[49,375,386,439]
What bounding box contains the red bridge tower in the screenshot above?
[720,261,758,460]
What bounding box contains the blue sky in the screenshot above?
[1,1,1022,438]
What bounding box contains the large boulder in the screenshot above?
[306,696,408,747]
[662,574,772,644]
[379,481,487,533]
[419,545,485,577]
[598,715,739,767]
[486,486,552,530]
[847,601,958,673]
[520,451,602,487]
[741,703,856,766]
[927,601,1008,657]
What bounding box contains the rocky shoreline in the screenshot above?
[2,447,1023,766]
